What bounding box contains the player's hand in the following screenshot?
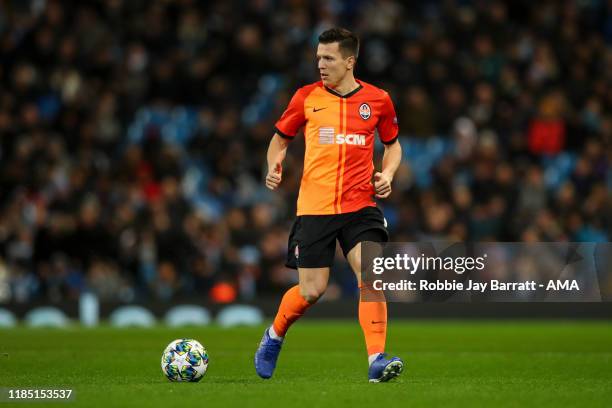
[373,172,392,198]
[265,162,282,190]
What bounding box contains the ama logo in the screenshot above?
[359,103,371,120]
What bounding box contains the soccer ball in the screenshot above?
[161,338,209,382]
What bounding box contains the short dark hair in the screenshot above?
[318,28,359,59]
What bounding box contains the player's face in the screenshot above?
[317,42,354,88]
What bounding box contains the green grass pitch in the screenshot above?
[1,320,611,407]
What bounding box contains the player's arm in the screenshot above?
[375,91,402,199]
[374,139,402,199]
[265,133,290,190]
[267,86,307,190]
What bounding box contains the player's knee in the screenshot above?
[300,285,326,303]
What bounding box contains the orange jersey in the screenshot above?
[274,80,399,216]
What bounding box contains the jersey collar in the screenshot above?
[323,81,363,98]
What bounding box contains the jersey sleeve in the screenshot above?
[274,88,307,140]
[377,93,399,144]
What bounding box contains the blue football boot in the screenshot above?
[368,353,404,382]
[254,328,283,379]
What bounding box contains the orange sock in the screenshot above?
[272,285,313,337]
[359,285,387,356]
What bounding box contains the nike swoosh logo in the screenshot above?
[371,320,386,324]
[313,107,328,112]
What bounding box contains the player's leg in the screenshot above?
[346,241,403,382]
[255,267,330,379]
[346,239,387,359]
[255,215,336,379]
[340,207,403,382]
[271,267,329,338]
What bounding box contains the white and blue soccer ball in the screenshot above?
[161,338,209,382]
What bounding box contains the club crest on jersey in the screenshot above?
[359,103,371,120]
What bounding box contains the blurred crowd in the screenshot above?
[0,0,610,303]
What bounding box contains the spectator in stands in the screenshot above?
[0,0,609,302]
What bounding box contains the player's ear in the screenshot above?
[346,55,356,70]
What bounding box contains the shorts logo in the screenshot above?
[359,103,371,120]
[294,245,299,259]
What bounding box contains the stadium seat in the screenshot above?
[109,306,156,328]
[0,308,17,328]
[216,305,264,328]
[25,307,70,328]
[164,305,212,327]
